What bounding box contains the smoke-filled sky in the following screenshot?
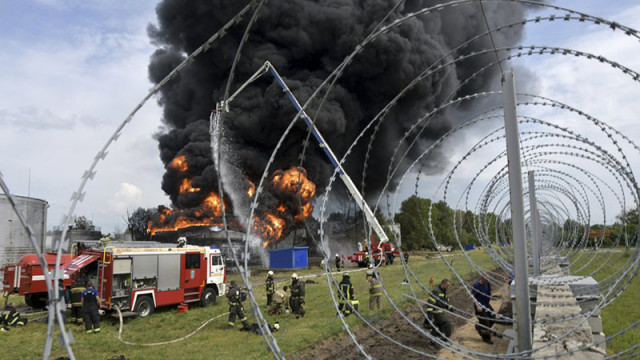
[148,0,531,212]
[1,0,639,235]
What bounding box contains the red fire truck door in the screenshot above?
[182,253,204,290]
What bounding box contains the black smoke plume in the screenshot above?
[147,0,532,219]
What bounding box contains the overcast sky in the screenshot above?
[1,1,640,236]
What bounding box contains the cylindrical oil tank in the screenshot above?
[0,194,48,277]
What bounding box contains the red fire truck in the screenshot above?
[2,253,73,308]
[347,238,401,267]
[67,244,227,317]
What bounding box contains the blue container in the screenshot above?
[269,247,309,269]
[464,244,476,251]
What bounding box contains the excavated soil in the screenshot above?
[289,271,510,360]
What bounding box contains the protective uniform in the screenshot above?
[472,278,496,344]
[81,286,101,333]
[1,304,27,330]
[266,272,275,306]
[289,275,305,318]
[338,274,354,316]
[335,254,341,272]
[368,276,382,310]
[70,286,86,324]
[269,287,288,315]
[424,283,452,341]
[226,281,250,329]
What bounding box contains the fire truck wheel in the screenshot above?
[134,296,155,318]
[200,287,217,307]
[24,293,34,308]
[29,292,47,309]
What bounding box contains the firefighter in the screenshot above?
[335,254,341,272]
[472,275,498,344]
[424,279,452,344]
[81,281,101,334]
[269,286,288,315]
[1,302,28,331]
[289,273,305,319]
[266,270,275,307]
[226,280,250,330]
[337,272,354,316]
[70,284,86,325]
[365,264,374,280]
[368,273,382,310]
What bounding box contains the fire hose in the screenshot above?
[114,305,229,346]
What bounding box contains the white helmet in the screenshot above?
[292,273,298,279]
[268,270,274,276]
[336,253,339,257]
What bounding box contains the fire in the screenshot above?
[271,167,316,202]
[246,179,255,198]
[179,179,201,193]
[254,212,286,247]
[146,193,227,235]
[170,155,188,172]
[148,166,316,247]
[294,203,314,222]
[202,192,225,216]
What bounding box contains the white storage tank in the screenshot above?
[0,194,48,273]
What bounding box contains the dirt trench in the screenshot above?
[289,272,511,360]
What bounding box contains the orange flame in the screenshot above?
[247,179,255,198]
[254,212,285,247]
[148,166,315,246]
[272,167,316,202]
[179,179,201,193]
[170,155,188,172]
[203,192,225,216]
[147,193,227,235]
[294,203,314,222]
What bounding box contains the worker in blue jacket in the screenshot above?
[81,281,102,334]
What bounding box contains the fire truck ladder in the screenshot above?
[213,61,389,261]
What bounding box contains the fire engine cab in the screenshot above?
[68,243,226,317]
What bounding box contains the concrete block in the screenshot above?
[588,316,603,334]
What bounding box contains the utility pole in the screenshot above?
[502,69,533,354]
[528,171,541,275]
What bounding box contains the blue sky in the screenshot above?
[2,1,640,238]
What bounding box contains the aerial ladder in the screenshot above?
[212,61,389,261]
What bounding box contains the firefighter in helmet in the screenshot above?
[226,280,250,330]
[424,279,452,344]
[289,273,305,318]
[266,270,275,307]
[70,283,86,325]
[335,254,341,272]
[338,272,355,316]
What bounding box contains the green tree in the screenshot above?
[73,216,95,231]
[394,196,432,250]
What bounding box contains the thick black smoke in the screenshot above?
[148,0,532,213]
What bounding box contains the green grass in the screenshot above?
[3,251,496,360]
[570,249,640,356]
